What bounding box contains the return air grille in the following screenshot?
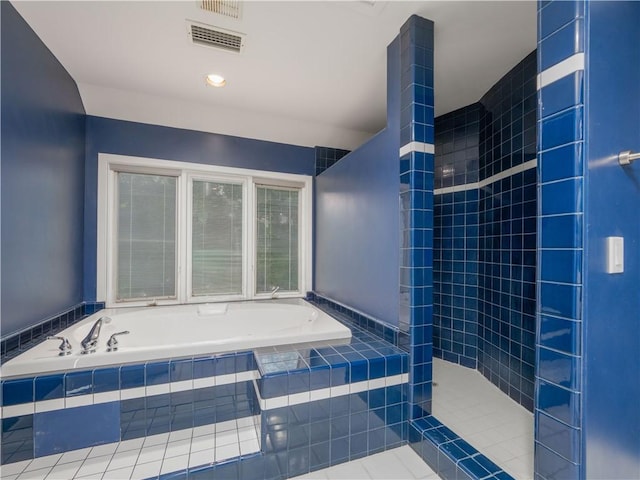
[188,22,245,53]
[199,0,242,20]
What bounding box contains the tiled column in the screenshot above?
[398,15,435,421]
[536,1,585,477]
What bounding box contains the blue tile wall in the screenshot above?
[314,146,350,176]
[433,52,537,412]
[536,1,586,477]
[0,302,104,362]
[399,15,435,421]
[434,104,481,368]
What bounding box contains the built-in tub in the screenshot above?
[1,299,351,378]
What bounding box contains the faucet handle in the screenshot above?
[47,336,72,356]
[107,331,130,351]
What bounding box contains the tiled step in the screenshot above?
[0,417,260,480]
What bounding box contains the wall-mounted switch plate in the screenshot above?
[606,236,624,274]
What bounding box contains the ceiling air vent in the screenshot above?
[187,21,245,54]
[198,0,242,20]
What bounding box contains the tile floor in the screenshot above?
[0,416,260,480]
[294,446,440,479]
[432,358,534,480]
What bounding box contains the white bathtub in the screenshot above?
[1,299,351,378]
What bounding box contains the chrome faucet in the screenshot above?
[47,336,72,356]
[270,286,280,298]
[81,316,110,354]
[106,331,130,352]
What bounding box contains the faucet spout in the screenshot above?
[81,316,109,354]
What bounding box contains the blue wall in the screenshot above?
[583,1,640,477]
[314,38,400,326]
[83,116,315,301]
[536,1,640,477]
[1,2,86,337]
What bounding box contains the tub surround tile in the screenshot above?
[1,303,103,363]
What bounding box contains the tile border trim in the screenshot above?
[537,53,585,90]
[434,159,537,195]
[400,141,435,158]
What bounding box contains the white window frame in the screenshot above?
[97,153,312,307]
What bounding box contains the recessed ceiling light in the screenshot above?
[206,73,226,88]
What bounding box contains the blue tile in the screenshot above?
[65,371,93,397]
[540,282,581,320]
[120,364,145,389]
[541,107,583,151]
[2,378,33,406]
[537,411,580,463]
[170,359,193,382]
[538,347,580,390]
[537,379,580,427]
[540,249,582,284]
[539,0,583,40]
[539,19,584,71]
[541,178,582,215]
[539,316,581,355]
[34,402,120,456]
[146,361,170,385]
[540,72,583,119]
[540,214,582,249]
[540,142,583,183]
[35,375,64,402]
[535,442,579,478]
[216,354,236,375]
[92,368,119,393]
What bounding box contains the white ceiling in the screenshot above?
[12,1,536,150]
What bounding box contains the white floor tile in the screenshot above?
[391,446,437,479]
[115,438,145,453]
[75,455,112,478]
[136,444,166,465]
[58,448,92,465]
[23,455,62,472]
[215,442,240,462]
[86,443,118,459]
[321,461,370,479]
[106,450,139,471]
[190,434,216,453]
[103,465,134,479]
[17,467,53,480]
[142,433,169,448]
[2,475,19,480]
[1,459,31,476]
[432,358,534,480]
[216,429,239,446]
[239,438,260,455]
[160,454,188,475]
[188,449,214,468]
[45,460,83,479]
[130,460,162,480]
[168,429,192,442]
[163,439,191,459]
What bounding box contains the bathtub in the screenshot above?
[1,299,351,378]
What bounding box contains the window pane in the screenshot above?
[192,181,243,296]
[256,186,299,293]
[117,173,176,301]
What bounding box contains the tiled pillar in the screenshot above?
[398,15,435,421]
[536,1,585,477]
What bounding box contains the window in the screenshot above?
[191,180,243,297]
[116,173,177,301]
[256,186,299,293]
[97,154,311,306]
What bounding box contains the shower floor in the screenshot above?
[0,417,261,480]
[432,358,534,479]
